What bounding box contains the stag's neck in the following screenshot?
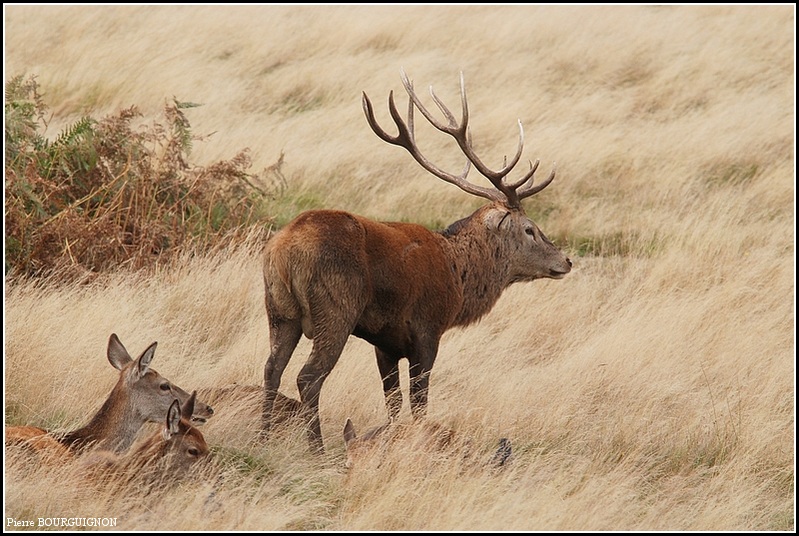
[60,391,140,453]
[442,226,513,328]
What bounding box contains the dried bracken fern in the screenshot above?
[5,76,277,283]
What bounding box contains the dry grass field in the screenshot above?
[4,4,795,531]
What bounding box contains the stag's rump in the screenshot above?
[263,210,370,338]
[263,210,460,347]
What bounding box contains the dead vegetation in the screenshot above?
[3,4,793,532]
[4,76,275,283]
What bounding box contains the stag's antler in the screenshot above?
[362,69,555,209]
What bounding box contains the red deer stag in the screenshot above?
[262,70,572,452]
[6,333,214,459]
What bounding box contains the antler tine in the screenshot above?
[364,71,556,206]
[362,90,400,145]
[504,120,526,178]
[400,68,452,133]
[506,159,540,191]
[426,73,462,131]
[363,83,494,201]
[398,70,532,205]
[516,164,556,200]
[405,79,415,141]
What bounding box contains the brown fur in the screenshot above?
[5,333,214,460]
[80,392,209,486]
[195,384,303,429]
[4,425,72,465]
[262,203,571,452]
[262,74,572,452]
[342,418,457,470]
[343,418,511,473]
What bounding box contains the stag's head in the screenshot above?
[471,202,572,282]
[363,69,572,282]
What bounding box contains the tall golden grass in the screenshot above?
[4,4,794,531]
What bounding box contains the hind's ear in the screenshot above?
[343,418,357,445]
[181,391,197,420]
[107,334,133,370]
[163,399,181,440]
[133,342,157,380]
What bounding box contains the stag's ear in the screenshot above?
[483,209,512,231]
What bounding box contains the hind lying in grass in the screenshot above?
[6,334,214,465]
[80,392,210,487]
[342,417,512,472]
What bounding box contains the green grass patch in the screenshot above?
[278,85,327,114]
[563,230,661,258]
[702,159,761,187]
[211,445,276,483]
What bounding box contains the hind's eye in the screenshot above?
[188,448,200,456]
[525,228,534,236]
[160,383,171,391]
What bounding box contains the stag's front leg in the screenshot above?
[407,343,438,419]
[375,347,403,421]
[263,318,302,436]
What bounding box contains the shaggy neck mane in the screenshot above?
[440,218,513,328]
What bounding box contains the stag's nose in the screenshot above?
[206,405,214,415]
[566,257,573,268]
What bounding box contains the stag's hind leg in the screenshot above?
[297,283,367,453]
[297,332,352,453]
[263,317,302,436]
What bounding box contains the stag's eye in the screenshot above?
[159,383,171,392]
[188,447,200,457]
[525,228,534,236]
